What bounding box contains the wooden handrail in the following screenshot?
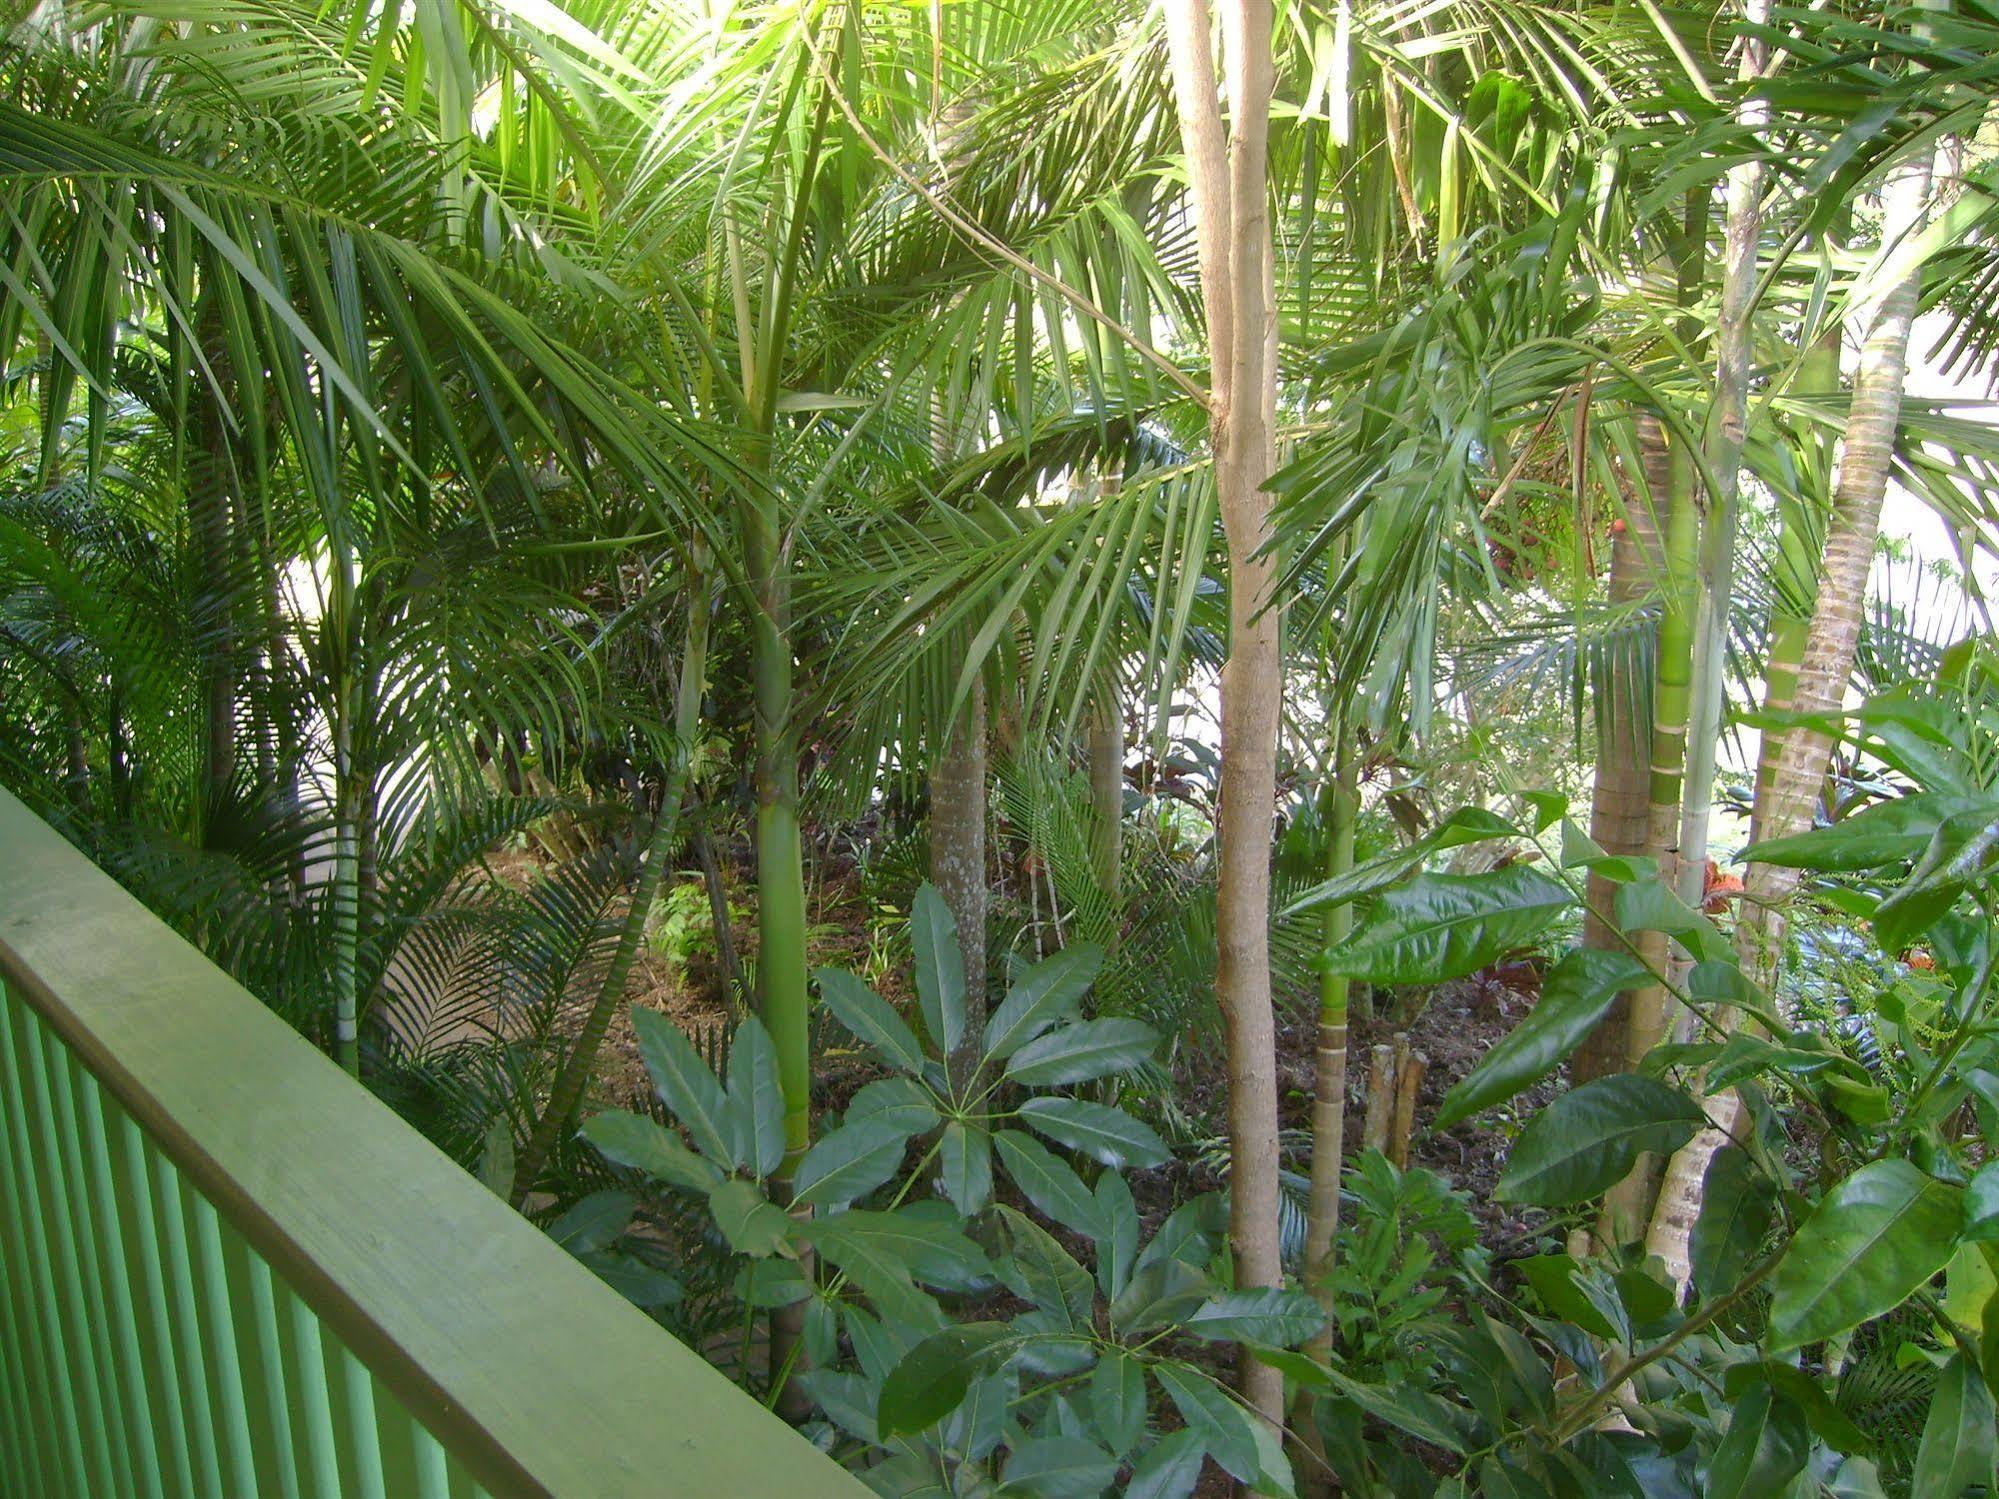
[0,788,860,1497]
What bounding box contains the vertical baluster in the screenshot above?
[340,1347,389,1499]
[76,1067,166,1499]
[123,1114,199,1497]
[410,1421,451,1499]
[21,1009,121,1495]
[46,1035,141,1496]
[288,1294,344,1499]
[154,1145,226,1497]
[0,997,89,1493]
[248,1257,304,1499]
[192,1195,262,1496]
[0,994,50,1497]
[0,988,56,1497]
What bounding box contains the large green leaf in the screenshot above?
[1003,1437,1120,1497]
[579,1109,723,1192]
[1006,1017,1157,1085]
[1281,807,1521,916]
[1180,1288,1326,1346]
[1496,1076,1706,1206]
[1706,1380,1809,1499]
[1091,1349,1145,1455]
[1963,1159,1999,1242]
[993,1129,1104,1237]
[1877,809,1999,952]
[1125,1430,1205,1499]
[1911,1353,1996,1498]
[983,943,1103,1059]
[1689,1144,1776,1304]
[793,1114,914,1207]
[1326,866,1571,985]
[845,1076,941,1135]
[1016,1096,1168,1168]
[1153,1362,1258,1483]
[1612,879,1732,962]
[725,1015,785,1178]
[815,967,927,1075]
[1435,949,1648,1128]
[877,1321,1015,1437]
[1769,1160,1963,1349]
[631,1008,737,1169]
[939,1121,993,1215]
[910,882,967,1057]
[1747,793,1992,871]
[706,1178,790,1258]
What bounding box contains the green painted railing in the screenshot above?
[0,789,860,1498]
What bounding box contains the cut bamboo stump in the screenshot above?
[1388,1048,1427,1169]
[1361,1043,1397,1155]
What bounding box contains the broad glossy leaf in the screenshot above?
[1748,793,1992,871]
[631,1008,736,1168]
[1094,1172,1139,1300]
[1282,807,1520,916]
[800,1217,940,1330]
[1154,1362,1258,1482]
[579,1109,722,1192]
[1016,1096,1168,1168]
[1911,1353,1995,1498]
[1320,1367,1467,1454]
[939,1120,992,1215]
[1690,1144,1777,1304]
[1181,1288,1326,1346]
[1326,866,1571,984]
[794,1115,914,1207]
[1091,1349,1145,1454]
[1828,1457,1889,1498]
[547,1189,633,1254]
[815,967,926,1075]
[1878,808,1999,951]
[1964,1160,1999,1242]
[1436,949,1648,1128]
[877,1321,1015,1437]
[1706,1379,1809,1499]
[1003,1437,1119,1498]
[726,1015,785,1178]
[910,883,967,1057]
[1769,1160,1963,1349]
[706,1178,790,1258]
[1612,879,1731,961]
[984,943,1103,1059]
[1496,1076,1706,1205]
[1007,1017,1158,1086]
[1125,1428,1204,1499]
[994,1129,1104,1237]
[846,1076,941,1135]
[1722,1362,1871,1456]
[992,1206,1093,1326]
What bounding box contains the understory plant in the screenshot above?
[578,883,1325,1494]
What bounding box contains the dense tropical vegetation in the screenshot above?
[6,0,1999,1489]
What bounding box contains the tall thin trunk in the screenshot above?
[511,564,713,1202]
[1301,723,1357,1316]
[329,535,362,1077]
[1572,484,1667,1086]
[930,679,988,1059]
[1165,0,1286,1431]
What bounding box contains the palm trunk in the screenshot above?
[329,539,362,1077]
[1165,0,1286,1432]
[1301,722,1357,1319]
[930,677,988,1055]
[190,384,237,843]
[510,564,712,1202]
[1647,11,1932,1288]
[1572,485,1666,1086]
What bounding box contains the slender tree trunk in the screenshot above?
[930,679,988,1052]
[1165,0,1286,1432]
[1572,486,1667,1086]
[511,564,712,1202]
[694,819,747,1013]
